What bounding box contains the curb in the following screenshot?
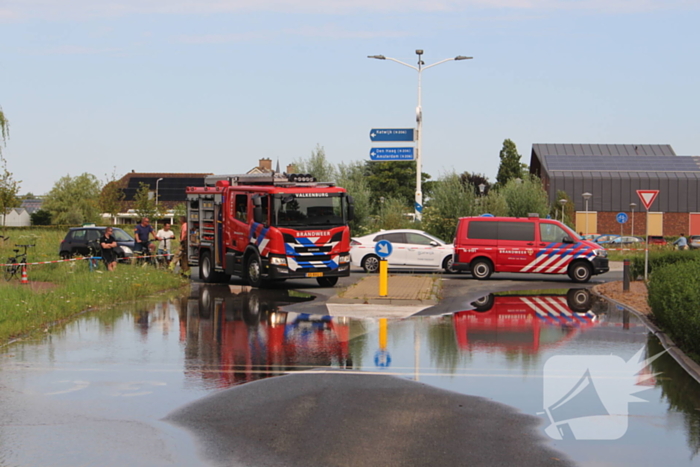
[591,289,700,386]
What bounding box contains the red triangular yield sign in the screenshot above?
[636,190,659,210]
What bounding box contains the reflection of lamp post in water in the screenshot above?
[559,199,567,223]
[630,202,637,237]
[582,192,592,236]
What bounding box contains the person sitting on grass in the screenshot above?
[156,222,175,265]
[100,226,118,272]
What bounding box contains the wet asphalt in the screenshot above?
[167,372,573,467]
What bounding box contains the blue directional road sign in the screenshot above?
[375,240,393,258]
[374,350,392,368]
[616,212,628,224]
[370,147,415,161]
[369,128,415,142]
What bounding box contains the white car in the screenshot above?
[350,229,456,273]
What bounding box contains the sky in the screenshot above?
[1,0,699,196]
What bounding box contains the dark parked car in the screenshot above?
[59,226,136,259]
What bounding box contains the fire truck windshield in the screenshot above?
[273,193,347,228]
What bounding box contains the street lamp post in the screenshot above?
[368,50,472,222]
[630,202,637,237]
[155,178,164,228]
[559,199,567,223]
[478,183,486,196]
[582,192,592,236]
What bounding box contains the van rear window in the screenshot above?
[468,221,498,240]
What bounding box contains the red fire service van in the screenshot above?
[186,173,354,287]
[452,215,608,283]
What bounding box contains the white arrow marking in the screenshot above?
[378,244,390,254]
[371,133,376,138]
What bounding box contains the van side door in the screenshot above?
[497,221,536,273]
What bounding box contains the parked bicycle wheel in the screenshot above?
[4,261,18,281]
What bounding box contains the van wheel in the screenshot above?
[443,256,457,274]
[471,259,493,280]
[567,288,592,312]
[362,255,380,273]
[568,261,592,283]
[317,277,339,287]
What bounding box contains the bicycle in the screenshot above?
[5,244,35,282]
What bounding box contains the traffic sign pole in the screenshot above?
[636,190,659,282]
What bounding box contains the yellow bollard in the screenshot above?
[379,259,388,297]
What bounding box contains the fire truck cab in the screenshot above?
[186,173,354,287]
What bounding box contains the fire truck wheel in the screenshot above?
[443,256,457,274]
[200,250,216,283]
[245,253,264,288]
[568,261,592,283]
[471,258,493,280]
[361,255,380,273]
[317,276,338,287]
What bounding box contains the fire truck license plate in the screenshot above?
[306,272,323,277]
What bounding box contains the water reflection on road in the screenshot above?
[1,284,699,466]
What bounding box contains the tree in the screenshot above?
[0,155,21,227]
[460,171,491,196]
[501,176,550,218]
[336,161,372,236]
[0,105,8,156]
[550,190,575,227]
[293,144,336,182]
[43,173,102,225]
[375,197,413,231]
[30,209,52,225]
[422,171,476,242]
[364,161,432,211]
[495,139,524,187]
[133,182,158,221]
[99,169,125,223]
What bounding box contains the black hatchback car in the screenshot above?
[59,226,136,259]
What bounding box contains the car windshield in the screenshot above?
[273,193,348,228]
[111,228,133,242]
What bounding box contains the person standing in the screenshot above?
[134,217,159,258]
[178,216,190,276]
[100,227,119,272]
[156,222,176,264]
[673,233,688,250]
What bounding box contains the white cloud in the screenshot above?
[2,0,698,21]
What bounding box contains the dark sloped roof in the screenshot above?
[544,155,700,172]
[533,143,675,157]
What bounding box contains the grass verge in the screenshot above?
[1,230,187,343]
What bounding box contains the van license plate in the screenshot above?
[306,272,323,277]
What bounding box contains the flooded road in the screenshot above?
[1,283,699,466]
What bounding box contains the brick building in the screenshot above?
[530,144,700,237]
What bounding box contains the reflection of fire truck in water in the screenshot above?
[184,285,352,388]
[453,289,599,353]
[186,173,354,287]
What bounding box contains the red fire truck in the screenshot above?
[186,173,354,287]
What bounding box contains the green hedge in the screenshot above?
[647,260,700,361]
[630,250,700,279]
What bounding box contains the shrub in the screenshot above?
[630,250,700,279]
[647,261,700,361]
